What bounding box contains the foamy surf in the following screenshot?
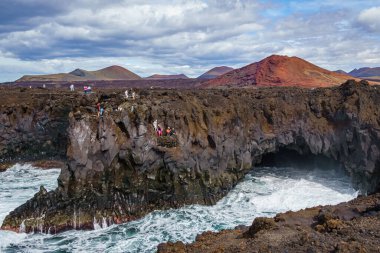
[0,164,358,253]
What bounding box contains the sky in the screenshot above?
[0,0,379,82]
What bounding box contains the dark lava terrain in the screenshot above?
[158,193,380,253]
[1,80,380,252]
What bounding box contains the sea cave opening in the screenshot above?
[253,148,359,196]
[0,150,360,252]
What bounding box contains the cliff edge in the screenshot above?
[1,80,380,234]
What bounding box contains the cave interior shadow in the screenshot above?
[252,148,358,195]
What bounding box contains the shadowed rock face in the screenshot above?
[1,80,380,234]
[0,88,84,163]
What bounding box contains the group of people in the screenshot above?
[153,119,176,137]
[84,86,92,94]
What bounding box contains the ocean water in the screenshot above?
[0,163,358,253]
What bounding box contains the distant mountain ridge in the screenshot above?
[16,65,141,82]
[15,57,378,85]
[204,55,354,88]
[349,67,380,78]
[197,66,234,79]
[145,74,189,80]
[334,70,348,75]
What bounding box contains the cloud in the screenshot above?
[0,1,263,60]
[358,6,380,32]
[0,0,380,81]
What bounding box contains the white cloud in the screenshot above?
[358,6,380,32]
[0,1,380,82]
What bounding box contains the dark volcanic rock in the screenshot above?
[6,78,203,89]
[2,80,380,235]
[157,193,380,253]
[0,88,85,163]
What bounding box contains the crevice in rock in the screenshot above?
[207,135,216,149]
[116,121,130,138]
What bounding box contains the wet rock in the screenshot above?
[159,194,380,253]
[244,217,277,237]
[38,185,48,196]
[2,81,380,235]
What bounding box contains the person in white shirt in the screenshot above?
[125,90,129,99]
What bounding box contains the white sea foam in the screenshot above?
[93,217,101,230]
[0,164,358,253]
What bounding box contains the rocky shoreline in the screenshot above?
[158,193,380,253]
[1,80,380,239]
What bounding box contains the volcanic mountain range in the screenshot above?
[17,65,142,82]
[348,67,380,81]
[14,55,379,87]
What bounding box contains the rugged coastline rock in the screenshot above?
[157,193,380,253]
[1,80,380,234]
[0,88,84,164]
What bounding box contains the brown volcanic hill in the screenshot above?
[85,65,141,80]
[146,74,189,80]
[16,65,141,82]
[16,73,82,82]
[204,55,354,88]
[197,66,234,79]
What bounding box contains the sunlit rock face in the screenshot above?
[2,80,380,233]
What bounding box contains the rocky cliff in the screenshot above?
[2,80,380,234]
[0,87,83,164]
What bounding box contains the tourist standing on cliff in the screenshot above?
[100,105,105,121]
[70,84,75,91]
[132,91,136,100]
[153,119,158,132]
[97,102,101,117]
[157,126,163,136]
[125,90,129,99]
